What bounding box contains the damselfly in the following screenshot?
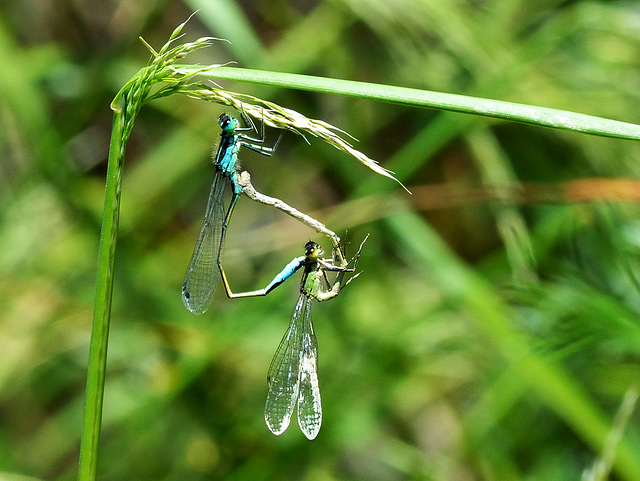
[221,236,368,439]
[182,113,282,314]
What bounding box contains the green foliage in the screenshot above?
[2,2,640,481]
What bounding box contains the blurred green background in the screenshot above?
[2,0,640,480]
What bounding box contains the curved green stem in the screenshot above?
[77,97,127,481]
[188,66,640,141]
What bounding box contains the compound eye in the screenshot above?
[218,113,233,130]
[304,241,315,255]
[304,242,323,259]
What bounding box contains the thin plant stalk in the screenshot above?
[77,96,127,481]
[76,18,219,481]
[184,66,640,142]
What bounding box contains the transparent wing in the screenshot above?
[297,297,321,440]
[182,170,227,314]
[264,295,306,435]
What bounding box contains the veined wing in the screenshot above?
[297,296,321,440]
[265,294,306,435]
[182,170,227,314]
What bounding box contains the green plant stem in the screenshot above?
[75,19,212,479]
[186,66,640,141]
[77,103,126,481]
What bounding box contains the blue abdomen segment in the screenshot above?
[264,256,306,295]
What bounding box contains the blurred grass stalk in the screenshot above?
[583,385,639,481]
[78,16,640,481]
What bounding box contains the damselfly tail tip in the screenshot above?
[303,428,320,440]
[182,287,207,315]
[265,418,289,436]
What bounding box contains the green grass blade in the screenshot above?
[77,99,126,481]
[192,66,640,141]
[77,23,216,481]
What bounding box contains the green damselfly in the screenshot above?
[222,236,368,439]
[182,113,282,314]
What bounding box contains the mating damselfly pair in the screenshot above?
[182,111,367,439]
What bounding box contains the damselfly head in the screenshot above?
[304,241,323,259]
[218,113,238,132]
